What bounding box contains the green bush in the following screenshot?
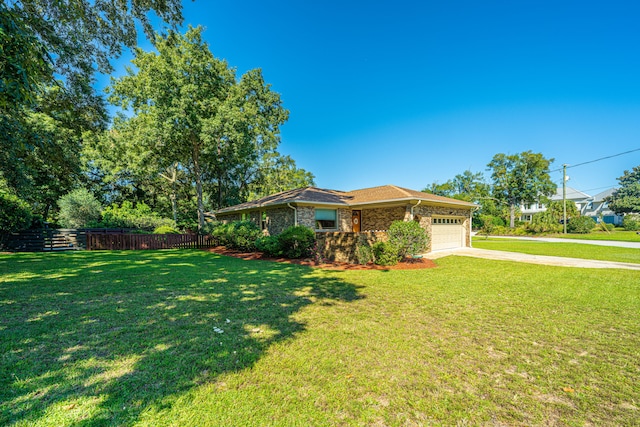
[0,192,33,233]
[372,241,400,266]
[278,225,315,258]
[525,211,562,234]
[255,235,282,257]
[355,243,375,265]
[57,188,102,229]
[212,221,262,251]
[622,214,640,231]
[100,201,174,231]
[153,225,180,234]
[387,220,429,258]
[567,216,596,234]
[231,221,262,251]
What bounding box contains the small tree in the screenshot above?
[0,192,33,233]
[387,220,429,259]
[606,166,640,214]
[57,189,102,228]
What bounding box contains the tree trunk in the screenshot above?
[509,203,516,228]
[192,140,205,232]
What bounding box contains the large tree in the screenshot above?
[487,151,555,228]
[108,27,290,230]
[424,170,489,203]
[606,166,640,214]
[1,0,184,215]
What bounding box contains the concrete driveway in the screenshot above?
[482,234,640,249]
[424,247,640,270]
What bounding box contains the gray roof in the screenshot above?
[551,186,590,201]
[214,184,476,215]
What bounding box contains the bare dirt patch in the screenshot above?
[204,246,437,270]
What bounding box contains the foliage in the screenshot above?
[622,214,640,231]
[108,27,289,230]
[2,86,107,219]
[277,225,315,259]
[100,201,174,231]
[57,188,102,229]
[0,191,33,233]
[544,200,580,222]
[478,215,497,238]
[567,216,596,234]
[212,221,262,251]
[424,170,490,202]
[255,235,283,257]
[387,220,429,258]
[606,166,640,214]
[355,243,375,265]
[372,241,401,266]
[1,0,183,111]
[487,151,555,228]
[246,152,315,201]
[153,225,180,234]
[524,210,563,234]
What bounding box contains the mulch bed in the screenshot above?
[204,246,437,270]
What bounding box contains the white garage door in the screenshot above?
[431,217,464,251]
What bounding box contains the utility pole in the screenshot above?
[563,164,567,234]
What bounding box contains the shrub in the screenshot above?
[153,225,180,234]
[212,221,262,251]
[525,211,562,234]
[623,214,640,231]
[211,222,235,246]
[0,192,33,233]
[256,235,282,257]
[230,221,262,251]
[567,216,596,234]
[57,188,102,228]
[387,220,429,259]
[372,241,400,266]
[100,201,174,231]
[278,225,315,258]
[355,243,375,265]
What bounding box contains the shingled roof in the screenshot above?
[215,184,476,215]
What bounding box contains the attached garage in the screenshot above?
[431,217,465,251]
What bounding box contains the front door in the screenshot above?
[352,210,361,232]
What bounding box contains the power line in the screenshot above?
[550,147,640,172]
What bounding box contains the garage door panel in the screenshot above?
[431,218,464,251]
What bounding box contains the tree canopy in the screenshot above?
[606,165,640,214]
[487,151,555,228]
[106,26,311,230]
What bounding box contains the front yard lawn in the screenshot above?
[550,230,640,242]
[1,251,639,426]
[473,238,640,264]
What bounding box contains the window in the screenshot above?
[315,209,337,229]
[261,211,267,230]
[433,217,462,224]
[241,212,248,221]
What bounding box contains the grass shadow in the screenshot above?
[0,250,363,426]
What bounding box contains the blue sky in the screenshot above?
[102,0,640,196]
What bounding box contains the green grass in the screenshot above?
[549,230,640,242]
[2,250,639,426]
[473,238,640,264]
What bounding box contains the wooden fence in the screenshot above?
[1,229,216,252]
[0,229,92,252]
[86,232,216,251]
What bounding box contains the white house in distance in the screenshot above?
[520,187,623,225]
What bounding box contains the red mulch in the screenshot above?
[204,246,437,270]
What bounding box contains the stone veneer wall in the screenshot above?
[249,211,261,228]
[338,208,351,232]
[316,231,388,263]
[361,206,406,231]
[265,207,295,236]
[297,206,315,229]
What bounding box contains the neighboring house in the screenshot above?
[213,185,477,261]
[583,188,623,225]
[519,186,622,225]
